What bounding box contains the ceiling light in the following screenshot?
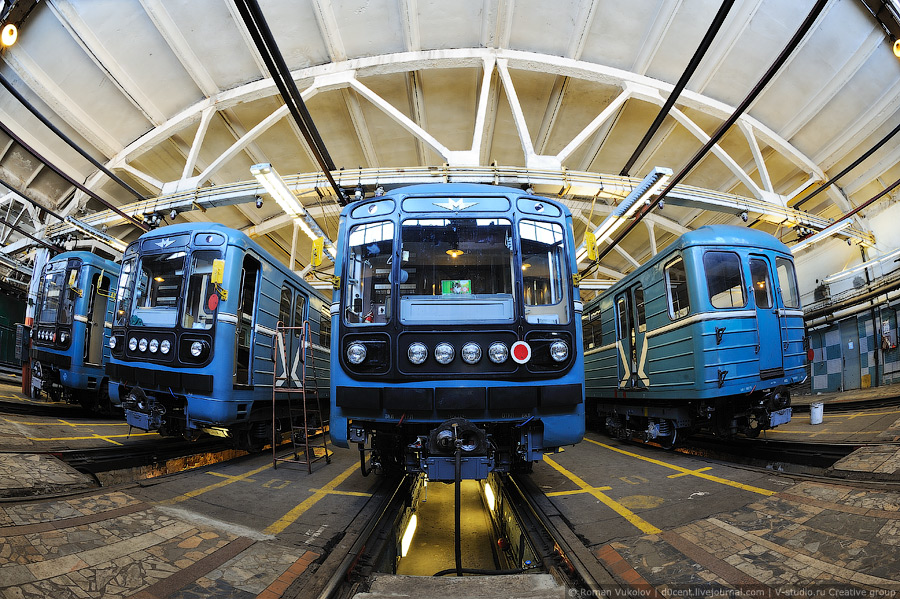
[446,248,463,258]
[790,220,852,254]
[65,215,128,252]
[1,24,17,47]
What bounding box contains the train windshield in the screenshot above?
[343,221,395,324]
[397,218,515,324]
[114,256,136,326]
[128,251,187,327]
[182,251,221,329]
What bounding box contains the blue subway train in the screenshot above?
[583,225,805,446]
[330,183,585,481]
[106,223,329,451]
[30,251,120,413]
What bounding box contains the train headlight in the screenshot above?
[461,342,482,364]
[549,340,569,362]
[407,342,427,365]
[347,342,367,365]
[149,339,159,353]
[109,336,117,349]
[190,341,205,357]
[488,342,508,364]
[60,332,68,343]
[138,338,149,352]
[434,342,454,365]
[160,339,171,354]
[128,337,138,351]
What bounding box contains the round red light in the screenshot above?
[511,341,531,364]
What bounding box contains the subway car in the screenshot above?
[330,183,585,481]
[106,223,329,450]
[583,225,805,447]
[30,251,119,413]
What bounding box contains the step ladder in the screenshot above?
[271,320,331,473]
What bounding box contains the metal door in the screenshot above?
[615,292,634,388]
[839,319,861,390]
[750,256,783,378]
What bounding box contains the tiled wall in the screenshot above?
[810,308,900,392]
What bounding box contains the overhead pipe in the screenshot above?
[581,0,829,277]
[0,72,148,203]
[0,118,149,231]
[620,0,736,177]
[233,0,348,205]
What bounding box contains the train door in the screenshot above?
[84,271,112,366]
[632,285,648,386]
[292,292,307,389]
[615,292,634,388]
[275,285,306,389]
[234,255,260,387]
[749,255,783,378]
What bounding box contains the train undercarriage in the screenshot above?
[594,387,793,448]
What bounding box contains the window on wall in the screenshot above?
[775,257,801,308]
[749,259,772,309]
[665,257,690,319]
[704,251,746,309]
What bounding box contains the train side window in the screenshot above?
[704,251,746,309]
[583,311,602,350]
[278,286,292,326]
[320,307,331,349]
[775,257,801,308]
[665,257,690,319]
[634,285,646,333]
[616,295,630,340]
[749,259,772,309]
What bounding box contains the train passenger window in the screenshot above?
[665,257,690,319]
[583,311,603,349]
[182,251,221,329]
[320,307,331,349]
[344,221,394,325]
[279,287,292,326]
[749,259,772,309]
[775,257,801,308]
[634,285,646,333]
[520,220,569,324]
[616,295,630,340]
[704,251,746,309]
[132,251,186,327]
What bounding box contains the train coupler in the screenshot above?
[122,387,166,431]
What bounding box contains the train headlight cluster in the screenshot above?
[407,342,427,365]
[125,335,173,356]
[549,340,569,362]
[488,342,509,364]
[433,342,454,365]
[37,330,57,342]
[347,342,367,365]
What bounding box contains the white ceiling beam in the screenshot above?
[311,0,348,62]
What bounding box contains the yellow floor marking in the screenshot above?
[158,461,276,506]
[27,432,159,442]
[3,418,131,426]
[543,455,662,535]
[585,438,775,496]
[668,467,712,478]
[264,462,360,535]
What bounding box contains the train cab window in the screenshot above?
[114,256,136,326]
[634,285,646,333]
[279,287,292,326]
[704,251,746,309]
[665,257,690,319]
[749,259,772,309]
[182,251,221,330]
[37,270,65,324]
[344,221,394,325]
[131,251,187,327]
[775,257,801,308]
[520,220,569,324]
[294,294,307,327]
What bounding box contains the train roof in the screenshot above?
[47,250,119,270]
[341,182,571,216]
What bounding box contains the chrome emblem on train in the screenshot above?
[433,198,478,211]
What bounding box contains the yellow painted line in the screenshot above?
[668,467,711,478]
[585,438,775,496]
[3,418,131,426]
[543,455,662,535]
[264,462,359,535]
[159,462,276,506]
[27,432,159,441]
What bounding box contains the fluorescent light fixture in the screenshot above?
[66,216,128,252]
[823,246,900,284]
[790,220,851,254]
[400,514,417,557]
[578,279,616,291]
[484,482,495,511]
[575,166,672,263]
[251,163,338,261]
